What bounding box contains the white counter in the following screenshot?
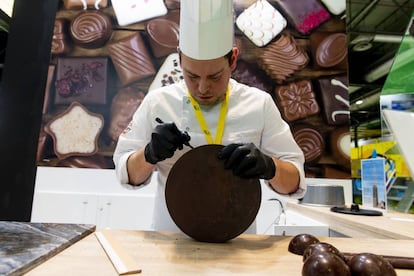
[32,166,351,236]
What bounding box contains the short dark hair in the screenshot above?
[224,49,233,65]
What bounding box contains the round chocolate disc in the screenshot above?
[165,144,261,243]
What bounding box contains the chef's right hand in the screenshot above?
[144,122,189,164]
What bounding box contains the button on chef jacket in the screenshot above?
[113,78,306,232]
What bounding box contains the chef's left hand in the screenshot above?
[217,143,276,180]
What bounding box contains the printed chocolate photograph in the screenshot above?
[37,0,350,179]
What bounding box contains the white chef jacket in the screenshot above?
[113,78,306,232]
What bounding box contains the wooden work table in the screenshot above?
[287,201,414,239]
[27,229,414,275]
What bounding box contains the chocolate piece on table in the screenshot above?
[149,53,184,91]
[309,32,348,69]
[70,10,112,49]
[146,18,179,58]
[292,124,325,164]
[44,101,104,160]
[54,57,108,105]
[108,86,146,142]
[274,80,319,122]
[330,126,351,170]
[274,0,331,35]
[51,18,71,55]
[317,75,349,125]
[63,0,108,10]
[232,59,274,93]
[57,155,114,169]
[259,33,309,83]
[108,33,156,86]
[236,0,287,47]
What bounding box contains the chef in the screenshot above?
[113,0,306,232]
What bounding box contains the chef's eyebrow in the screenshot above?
[184,68,225,78]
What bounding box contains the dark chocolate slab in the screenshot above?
[54,57,108,105]
[0,222,95,276]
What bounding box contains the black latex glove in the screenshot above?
[144,122,191,164]
[217,143,276,180]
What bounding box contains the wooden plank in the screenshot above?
[95,230,141,275]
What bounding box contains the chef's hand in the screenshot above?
[217,143,276,180]
[144,122,191,164]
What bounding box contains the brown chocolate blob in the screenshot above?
[303,242,345,263]
[288,233,320,255]
[348,253,396,276]
[302,252,351,276]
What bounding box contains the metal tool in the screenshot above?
[155,117,194,149]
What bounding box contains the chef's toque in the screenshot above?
[179,0,234,60]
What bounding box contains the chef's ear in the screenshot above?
[229,47,239,70]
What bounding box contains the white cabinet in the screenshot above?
[32,166,347,236]
[95,195,155,230]
[32,192,98,225]
[31,167,155,230]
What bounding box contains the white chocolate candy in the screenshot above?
[236,0,287,47]
[321,0,346,15]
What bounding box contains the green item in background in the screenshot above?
[381,13,414,96]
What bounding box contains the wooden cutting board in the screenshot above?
[165,144,261,243]
[27,230,414,276]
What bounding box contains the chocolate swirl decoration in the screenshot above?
[70,10,112,49]
[292,126,325,164]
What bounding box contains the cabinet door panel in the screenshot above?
[96,195,155,230]
[31,192,98,224]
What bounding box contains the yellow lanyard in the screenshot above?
[188,86,229,144]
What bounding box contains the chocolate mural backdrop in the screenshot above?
[37,0,350,179]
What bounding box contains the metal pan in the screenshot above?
[165,144,261,243]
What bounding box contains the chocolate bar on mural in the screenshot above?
[318,75,350,126]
